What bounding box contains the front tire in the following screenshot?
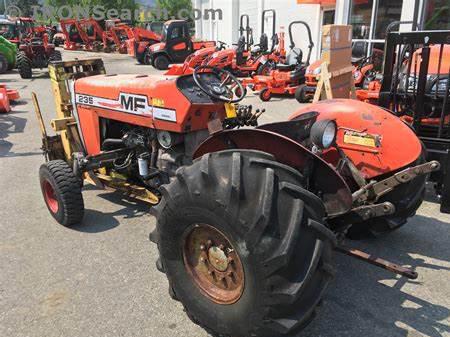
[295,84,308,103]
[153,150,335,337]
[153,54,170,70]
[17,51,32,79]
[39,160,84,226]
[259,88,272,101]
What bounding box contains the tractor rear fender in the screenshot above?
[193,128,353,217]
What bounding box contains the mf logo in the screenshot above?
[119,93,148,113]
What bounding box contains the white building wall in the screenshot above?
[193,0,323,60]
[239,0,259,40]
[261,0,322,60]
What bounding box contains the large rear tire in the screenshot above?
[39,160,84,226]
[152,150,335,337]
[17,51,32,79]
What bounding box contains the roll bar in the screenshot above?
[239,14,253,50]
[288,21,314,66]
[261,9,277,51]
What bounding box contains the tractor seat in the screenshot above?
[274,48,303,71]
[236,36,246,65]
[259,34,268,52]
[289,66,306,81]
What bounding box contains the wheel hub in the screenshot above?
[183,224,244,304]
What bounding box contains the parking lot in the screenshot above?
[1,50,449,337]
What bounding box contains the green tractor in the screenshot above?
[0,36,16,73]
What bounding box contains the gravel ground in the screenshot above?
[0,50,449,337]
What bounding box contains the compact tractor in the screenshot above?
[205,10,286,77]
[242,21,313,101]
[34,57,439,337]
[164,41,227,75]
[143,20,215,70]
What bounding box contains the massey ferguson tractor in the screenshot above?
[34,58,440,337]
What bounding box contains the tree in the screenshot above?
[5,0,40,17]
[154,0,192,20]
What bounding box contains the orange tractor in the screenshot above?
[242,21,313,101]
[34,57,440,337]
[143,20,216,70]
[204,10,286,77]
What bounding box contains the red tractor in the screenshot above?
[205,10,286,77]
[242,21,313,101]
[143,20,216,70]
[13,18,61,79]
[34,57,439,337]
[164,41,227,75]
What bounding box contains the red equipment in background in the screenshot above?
[60,19,89,50]
[164,41,227,75]
[144,20,216,70]
[204,10,286,77]
[128,22,163,63]
[0,84,20,113]
[242,21,314,101]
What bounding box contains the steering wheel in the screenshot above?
[217,40,227,50]
[193,65,246,103]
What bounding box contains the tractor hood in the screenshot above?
[290,99,423,180]
[73,73,226,155]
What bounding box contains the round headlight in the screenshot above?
[310,119,337,149]
[157,130,173,149]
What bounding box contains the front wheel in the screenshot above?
[153,150,335,337]
[39,160,84,226]
[295,84,308,103]
[259,88,272,101]
[153,54,170,70]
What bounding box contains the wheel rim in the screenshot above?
[183,224,245,304]
[43,180,59,214]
